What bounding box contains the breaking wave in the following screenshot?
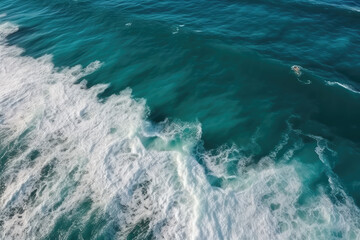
[1,21,360,239]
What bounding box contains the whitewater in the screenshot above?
[1,18,360,239]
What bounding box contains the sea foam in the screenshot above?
[326,80,360,94]
[1,21,360,239]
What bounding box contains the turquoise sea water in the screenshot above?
[1,0,360,239]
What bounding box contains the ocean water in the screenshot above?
[0,0,360,239]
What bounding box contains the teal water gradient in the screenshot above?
[1,0,360,239]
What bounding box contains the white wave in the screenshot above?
[306,0,360,13]
[172,27,179,35]
[1,21,360,240]
[0,22,18,41]
[326,80,360,94]
[0,21,196,240]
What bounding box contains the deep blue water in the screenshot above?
[0,0,360,239]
